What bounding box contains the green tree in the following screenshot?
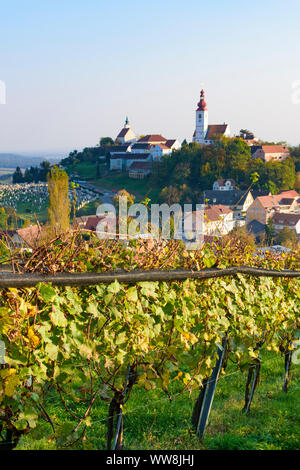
[47,166,70,235]
[100,137,114,146]
[276,227,298,249]
[12,166,24,184]
[265,218,276,246]
[0,207,8,229]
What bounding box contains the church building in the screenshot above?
[116,116,136,144]
[192,90,230,145]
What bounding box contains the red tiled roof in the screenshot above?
[204,205,232,221]
[155,143,169,150]
[138,134,167,143]
[85,216,106,231]
[205,124,228,140]
[261,145,290,154]
[215,178,235,186]
[16,225,41,248]
[255,190,300,210]
[278,190,299,198]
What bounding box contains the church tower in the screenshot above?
[194,90,208,144]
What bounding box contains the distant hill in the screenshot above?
[0,153,62,168]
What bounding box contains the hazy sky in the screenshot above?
[1,0,300,154]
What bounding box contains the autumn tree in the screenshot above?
[276,227,299,250]
[47,166,70,235]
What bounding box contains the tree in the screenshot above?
[47,166,70,235]
[265,218,276,246]
[12,167,24,184]
[264,180,278,195]
[100,137,114,147]
[0,207,8,230]
[113,189,135,211]
[276,227,299,249]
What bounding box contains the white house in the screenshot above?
[151,143,172,161]
[213,179,235,191]
[175,205,235,241]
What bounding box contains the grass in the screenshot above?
[93,172,161,202]
[15,200,49,224]
[16,351,300,450]
[66,162,162,202]
[76,200,102,217]
[66,162,105,180]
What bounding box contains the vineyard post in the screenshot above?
[244,360,261,413]
[111,364,131,450]
[196,336,228,438]
[283,349,293,393]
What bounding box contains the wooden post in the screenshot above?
[196,336,228,438]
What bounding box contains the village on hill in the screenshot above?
[0,89,299,251]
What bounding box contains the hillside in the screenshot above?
[0,153,61,168]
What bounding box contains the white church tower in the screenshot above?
[193,90,208,144]
[194,89,208,144]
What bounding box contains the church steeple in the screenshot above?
[125,115,130,128]
[194,89,208,143]
[197,89,207,111]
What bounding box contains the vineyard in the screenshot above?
[0,234,299,450]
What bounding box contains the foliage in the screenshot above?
[150,137,297,202]
[265,218,276,246]
[13,162,51,184]
[0,233,299,448]
[276,227,299,250]
[100,137,115,147]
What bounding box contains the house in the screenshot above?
[110,123,180,174]
[251,145,290,162]
[108,143,132,155]
[130,143,152,154]
[128,162,152,179]
[272,213,300,236]
[110,153,152,171]
[246,190,300,225]
[212,179,235,191]
[176,205,234,241]
[0,225,42,250]
[246,219,265,243]
[203,190,254,217]
[165,139,181,151]
[151,143,172,161]
[115,117,136,144]
[192,90,230,145]
[203,205,235,235]
[137,134,167,145]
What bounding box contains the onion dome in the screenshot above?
[197,89,207,111]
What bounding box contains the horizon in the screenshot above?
[1,0,300,154]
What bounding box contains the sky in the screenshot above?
[0,0,300,155]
